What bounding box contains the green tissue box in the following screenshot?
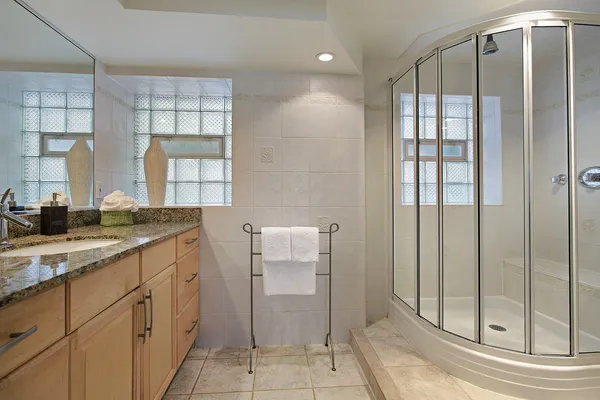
[101,210,134,227]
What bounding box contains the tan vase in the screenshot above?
[144,138,168,206]
[66,137,93,206]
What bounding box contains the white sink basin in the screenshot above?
[1,240,122,257]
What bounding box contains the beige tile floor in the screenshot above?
[163,344,374,400]
[361,319,524,400]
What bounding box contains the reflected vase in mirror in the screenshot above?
[144,138,168,206]
[67,137,93,206]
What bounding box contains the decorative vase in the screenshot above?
[66,137,93,206]
[144,138,168,206]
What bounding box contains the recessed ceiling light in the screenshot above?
[316,52,335,62]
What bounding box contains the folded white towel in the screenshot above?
[263,261,316,296]
[32,191,71,209]
[100,190,139,212]
[291,226,319,263]
[261,227,291,262]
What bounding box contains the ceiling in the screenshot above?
[15,0,600,75]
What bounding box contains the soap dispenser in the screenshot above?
[40,193,68,235]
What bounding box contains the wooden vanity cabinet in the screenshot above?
[141,265,177,400]
[0,227,200,400]
[69,289,141,400]
[0,337,69,400]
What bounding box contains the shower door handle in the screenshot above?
[551,174,567,185]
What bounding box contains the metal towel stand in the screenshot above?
[242,222,340,374]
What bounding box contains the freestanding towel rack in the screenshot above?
[242,222,340,374]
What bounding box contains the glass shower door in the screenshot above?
[393,68,417,308]
[441,39,476,341]
[480,28,525,352]
[417,54,439,326]
[574,24,600,353]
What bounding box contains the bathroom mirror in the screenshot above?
[0,0,95,207]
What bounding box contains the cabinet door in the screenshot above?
[70,289,141,400]
[142,265,176,400]
[0,336,69,400]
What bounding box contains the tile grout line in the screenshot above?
[450,375,477,400]
[304,345,317,400]
[188,348,209,398]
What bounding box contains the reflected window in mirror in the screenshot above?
[22,91,94,204]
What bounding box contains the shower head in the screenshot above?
[483,34,499,55]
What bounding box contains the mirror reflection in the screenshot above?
[0,0,95,208]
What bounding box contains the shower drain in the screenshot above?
[489,324,507,332]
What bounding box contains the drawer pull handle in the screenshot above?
[147,290,154,338]
[186,319,199,334]
[185,273,198,283]
[185,238,198,245]
[138,298,148,344]
[0,325,38,356]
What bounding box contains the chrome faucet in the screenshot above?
[1,189,33,250]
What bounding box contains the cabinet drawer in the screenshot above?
[0,336,69,400]
[67,253,140,332]
[141,238,176,283]
[176,228,199,259]
[0,284,65,379]
[176,292,199,366]
[176,247,199,314]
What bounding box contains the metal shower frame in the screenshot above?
[390,10,600,359]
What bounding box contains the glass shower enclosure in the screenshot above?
[392,12,600,356]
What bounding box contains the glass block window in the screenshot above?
[133,94,232,205]
[400,94,502,205]
[22,91,94,204]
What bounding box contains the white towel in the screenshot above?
[263,262,316,296]
[100,190,139,212]
[261,227,291,262]
[291,226,319,263]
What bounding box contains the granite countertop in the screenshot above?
[0,222,199,309]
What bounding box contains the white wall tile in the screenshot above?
[281,207,310,226]
[282,172,310,206]
[225,313,251,347]
[337,105,364,139]
[197,70,366,346]
[200,278,225,314]
[223,278,251,314]
[282,102,314,138]
[254,172,282,206]
[309,139,338,172]
[255,311,293,345]
[254,138,281,171]
[337,139,365,173]
[309,74,364,99]
[201,207,253,242]
[253,99,282,138]
[253,207,282,229]
[233,172,254,207]
[310,207,365,242]
[197,313,226,348]
[290,311,326,345]
[332,276,365,311]
[282,138,311,172]
[309,173,365,207]
[200,241,250,278]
